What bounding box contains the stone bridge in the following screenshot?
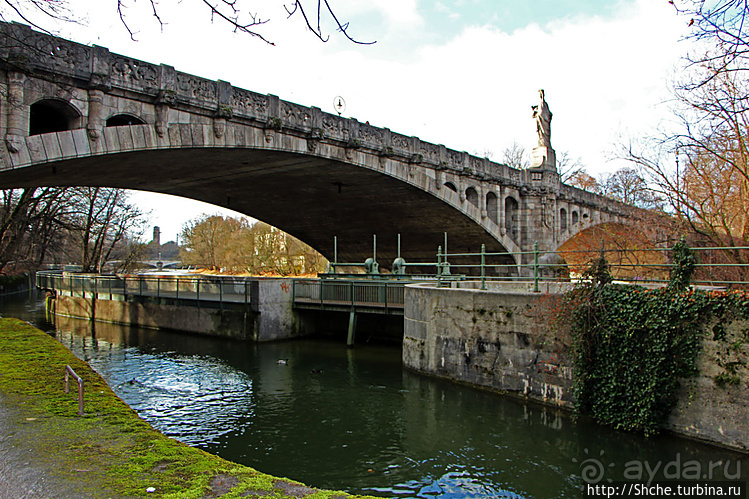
[0,22,632,275]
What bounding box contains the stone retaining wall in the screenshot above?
[54,295,255,340]
[403,281,574,408]
[403,282,749,452]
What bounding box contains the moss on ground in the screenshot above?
[0,318,380,498]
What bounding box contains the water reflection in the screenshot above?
[1,295,746,498]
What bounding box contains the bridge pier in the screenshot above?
[346,308,357,347]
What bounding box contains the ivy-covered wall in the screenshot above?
[403,281,749,452]
[667,313,749,450]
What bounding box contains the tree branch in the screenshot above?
[285,0,375,45]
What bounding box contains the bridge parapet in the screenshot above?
[0,20,639,212]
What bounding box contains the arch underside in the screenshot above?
[556,222,663,280]
[0,147,512,270]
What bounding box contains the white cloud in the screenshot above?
[370,0,424,28]
[435,2,462,20]
[359,0,689,173]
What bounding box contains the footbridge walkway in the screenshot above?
[36,271,413,345]
[36,271,415,315]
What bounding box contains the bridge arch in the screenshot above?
[556,222,664,280]
[0,125,523,273]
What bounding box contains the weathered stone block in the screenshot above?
[102,127,120,152]
[57,130,77,159]
[70,128,90,157]
[179,124,192,147]
[116,126,134,151]
[25,135,46,164]
[41,133,62,161]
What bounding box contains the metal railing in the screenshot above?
[36,271,252,306]
[323,241,749,291]
[64,365,84,416]
[437,244,749,291]
[292,279,405,311]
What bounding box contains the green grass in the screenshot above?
[0,318,381,498]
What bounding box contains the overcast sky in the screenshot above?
[7,0,691,242]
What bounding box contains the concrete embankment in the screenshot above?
[49,277,311,341]
[0,318,379,498]
[403,282,749,452]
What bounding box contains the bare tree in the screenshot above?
[0,187,74,273]
[557,151,585,183]
[0,0,373,46]
[180,214,249,270]
[671,0,748,79]
[501,141,529,169]
[283,1,374,45]
[64,187,147,272]
[0,186,145,273]
[0,0,75,33]
[619,1,748,256]
[600,167,664,210]
[179,215,327,275]
[566,169,601,193]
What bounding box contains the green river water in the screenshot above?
[1,295,746,498]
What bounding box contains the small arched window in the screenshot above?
[486,191,498,224]
[444,182,457,192]
[106,114,146,127]
[29,99,81,136]
[466,187,479,208]
[572,211,579,225]
[560,208,568,231]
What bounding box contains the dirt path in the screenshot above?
[0,391,88,498]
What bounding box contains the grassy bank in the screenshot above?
[0,318,380,498]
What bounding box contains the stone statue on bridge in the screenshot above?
[530,89,556,171]
[532,89,552,149]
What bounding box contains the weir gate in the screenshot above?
[36,271,413,345]
[36,272,406,314]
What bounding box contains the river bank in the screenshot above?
[0,317,380,498]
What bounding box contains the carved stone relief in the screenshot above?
[111,56,158,86]
[282,102,311,128]
[176,73,217,102]
[391,133,410,151]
